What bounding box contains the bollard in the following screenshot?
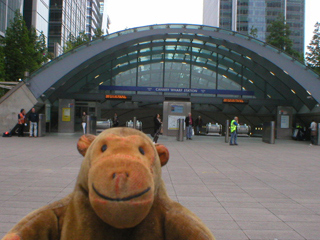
[86,115,97,135]
[262,121,275,144]
[38,114,46,137]
[177,118,185,141]
[133,117,137,129]
[317,123,320,145]
[225,120,230,143]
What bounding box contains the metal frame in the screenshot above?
[25,24,320,113]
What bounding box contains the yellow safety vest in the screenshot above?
[230,120,237,132]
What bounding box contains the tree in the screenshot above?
[64,28,104,52]
[2,11,48,82]
[0,45,4,81]
[3,11,31,81]
[31,30,49,65]
[305,22,320,74]
[92,28,104,40]
[64,31,90,53]
[249,25,258,38]
[0,45,5,97]
[266,15,300,58]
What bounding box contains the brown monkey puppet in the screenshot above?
[2,127,215,240]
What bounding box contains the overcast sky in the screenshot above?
[107,0,320,54]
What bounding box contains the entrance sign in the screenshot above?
[223,99,249,104]
[99,85,254,96]
[105,95,131,100]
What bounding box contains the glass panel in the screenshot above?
[153,25,167,29]
[164,62,190,89]
[153,39,164,43]
[140,48,150,53]
[169,24,184,29]
[185,25,201,30]
[179,38,192,43]
[202,26,218,32]
[138,63,163,87]
[165,46,176,51]
[118,29,135,35]
[114,68,136,87]
[192,39,204,45]
[166,38,178,43]
[135,26,151,32]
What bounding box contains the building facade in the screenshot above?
[99,0,110,35]
[23,0,50,39]
[203,0,305,54]
[48,0,87,56]
[86,0,103,39]
[0,0,24,37]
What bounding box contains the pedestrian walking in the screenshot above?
[195,116,203,135]
[113,113,119,127]
[309,120,317,146]
[152,114,162,143]
[185,112,194,140]
[82,112,87,134]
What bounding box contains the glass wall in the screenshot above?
[48,0,86,56]
[0,0,23,37]
[204,0,305,54]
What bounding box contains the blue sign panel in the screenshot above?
[99,85,254,96]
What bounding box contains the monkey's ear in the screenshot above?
[155,144,169,167]
[77,134,96,156]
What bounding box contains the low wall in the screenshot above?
[0,83,38,133]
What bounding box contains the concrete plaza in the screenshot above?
[0,132,319,240]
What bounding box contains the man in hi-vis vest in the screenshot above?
[230,116,239,145]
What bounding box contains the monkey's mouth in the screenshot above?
[92,184,151,202]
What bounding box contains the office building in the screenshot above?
[0,0,24,37]
[23,0,50,40]
[203,0,305,54]
[99,0,110,34]
[86,0,103,39]
[48,0,87,56]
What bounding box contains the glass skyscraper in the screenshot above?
[23,0,50,39]
[99,0,110,35]
[48,0,87,56]
[1,0,49,44]
[0,0,24,37]
[203,0,305,54]
[86,0,103,39]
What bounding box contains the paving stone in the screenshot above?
[0,133,320,239]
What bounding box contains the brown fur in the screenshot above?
[2,128,215,240]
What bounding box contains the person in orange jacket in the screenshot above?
[17,109,26,137]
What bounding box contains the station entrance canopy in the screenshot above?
[27,24,320,114]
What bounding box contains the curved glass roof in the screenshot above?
[27,24,320,114]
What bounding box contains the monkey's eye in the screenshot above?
[139,147,145,155]
[101,144,107,152]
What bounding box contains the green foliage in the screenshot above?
[0,45,4,81]
[92,28,104,40]
[0,45,6,97]
[249,25,258,38]
[305,22,320,74]
[2,11,48,82]
[64,31,90,53]
[266,15,300,58]
[64,28,104,52]
[3,11,31,81]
